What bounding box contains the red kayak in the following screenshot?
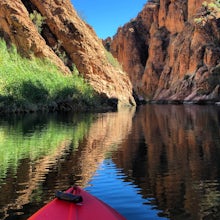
[28,186,125,220]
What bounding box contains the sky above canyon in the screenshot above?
[71,0,147,39]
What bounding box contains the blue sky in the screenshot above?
[71,0,147,39]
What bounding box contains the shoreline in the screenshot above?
[2,98,220,115]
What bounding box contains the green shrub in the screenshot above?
[194,0,220,25]
[105,50,122,69]
[194,17,203,24]
[0,39,100,109]
[52,40,69,65]
[30,10,45,33]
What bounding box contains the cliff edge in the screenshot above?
[107,0,220,103]
[0,0,135,108]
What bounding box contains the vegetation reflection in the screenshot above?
[0,113,93,183]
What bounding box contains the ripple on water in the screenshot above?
[85,159,167,220]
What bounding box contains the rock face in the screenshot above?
[108,0,220,103]
[0,0,135,107]
[0,0,70,75]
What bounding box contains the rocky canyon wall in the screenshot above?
[108,0,220,103]
[0,0,135,108]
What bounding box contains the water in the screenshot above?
[85,159,165,220]
[0,105,220,219]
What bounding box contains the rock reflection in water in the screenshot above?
[0,108,136,219]
[79,108,136,186]
[113,105,220,219]
[1,105,220,220]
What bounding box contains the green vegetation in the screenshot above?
[194,0,220,25]
[30,10,45,33]
[52,40,69,65]
[0,39,100,112]
[105,50,122,69]
[203,0,220,12]
[194,16,202,24]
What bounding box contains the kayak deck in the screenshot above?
[28,186,125,220]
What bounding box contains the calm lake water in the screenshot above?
[1,105,220,219]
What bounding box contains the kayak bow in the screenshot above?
[28,186,125,220]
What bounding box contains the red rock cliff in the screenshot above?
[108,0,220,103]
[0,0,135,107]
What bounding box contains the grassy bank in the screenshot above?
[0,39,101,113]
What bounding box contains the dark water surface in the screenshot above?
[1,105,220,219]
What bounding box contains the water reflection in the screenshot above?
[79,108,136,186]
[114,105,220,219]
[0,108,136,219]
[0,112,94,219]
[1,105,220,219]
[86,159,166,220]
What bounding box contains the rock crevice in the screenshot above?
[107,0,220,103]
